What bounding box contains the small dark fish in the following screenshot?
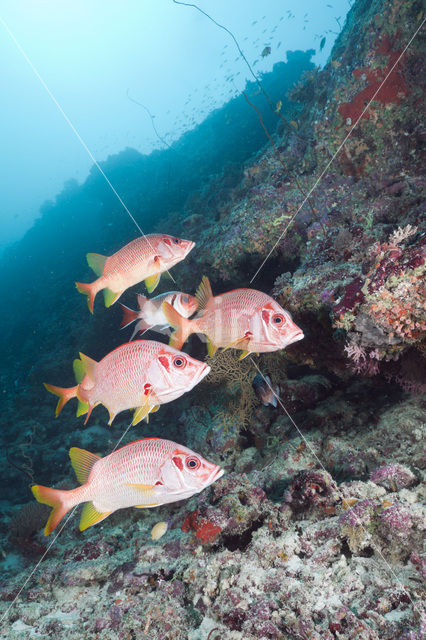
[261,46,271,58]
[252,374,279,408]
[320,36,326,51]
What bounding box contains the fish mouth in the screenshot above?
[195,362,211,384]
[185,240,195,255]
[284,330,304,347]
[206,465,224,487]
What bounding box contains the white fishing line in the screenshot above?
[0,14,176,283]
[0,420,133,626]
[250,17,426,283]
[250,357,418,606]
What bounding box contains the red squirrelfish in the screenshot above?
[163,276,304,359]
[75,234,195,313]
[32,438,224,536]
[120,291,198,340]
[44,340,210,426]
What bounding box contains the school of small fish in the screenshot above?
[36,233,304,536]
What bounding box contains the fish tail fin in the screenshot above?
[31,485,72,536]
[136,294,148,309]
[130,320,151,341]
[43,383,78,417]
[162,301,192,349]
[120,304,138,329]
[75,281,98,314]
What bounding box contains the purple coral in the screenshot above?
[370,464,417,491]
[379,503,414,532]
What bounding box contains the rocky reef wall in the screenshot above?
[0,0,425,638]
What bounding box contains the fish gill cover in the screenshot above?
[0,0,425,639]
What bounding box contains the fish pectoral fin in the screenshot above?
[144,404,160,424]
[126,483,159,505]
[125,483,155,491]
[103,288,123,308]
[222,333,252,353]
[238,350,251,360]
[79,502,112,531]
[132,403,152,426]
[145,273,161,294]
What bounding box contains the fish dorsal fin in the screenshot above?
[78,353,97,381]
[79,502,111,531]
[103,288,123,307]
[195,276,213,313]
[86,253,106,277]
[69,447,101,484]
[73,358,86,383]
[145,273,161,294]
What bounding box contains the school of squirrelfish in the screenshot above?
[36,234,303,535]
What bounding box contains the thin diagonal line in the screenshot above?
[250,17,426,283]
[0,422,133,626]
[0,507,77,625]
[0,14,176,283]
[250,358,417,605]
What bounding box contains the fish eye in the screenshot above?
[182,295,189,303]
[272,314,285,325]
[173,356,186,368]
[173,237,180,244]
[185,456,200,470]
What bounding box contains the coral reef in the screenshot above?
[0,0,425,638]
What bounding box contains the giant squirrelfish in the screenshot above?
[44,340,210,425]
[120,291,198,340]
[75,234,194,313]
[32,438,224,535]
[163,276,304,359]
